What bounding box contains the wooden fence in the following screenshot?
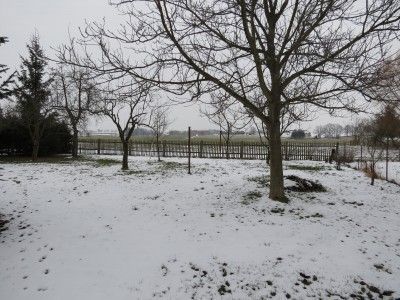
[78,138,342,161]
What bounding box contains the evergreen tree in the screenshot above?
[0,37,16,100]
[15,34,53,161]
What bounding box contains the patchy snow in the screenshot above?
[0,156,399,299]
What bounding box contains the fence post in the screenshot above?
[284,142,288,160]
[386,137,389,181]
[335,142,339,159]
[162,140,166,157]
[199,140,203,158]
[97,139,101,155]
[240,141,244,159]
[219,130,222,158]
[188,126,191,174]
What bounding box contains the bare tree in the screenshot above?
[314,125,324,139]
[94,78,153,170]
[58,0,400,201]
[368,53,400,110]
[201,92,248,159]
[149,102,170,162]
[52,65,95,158]
[322,123,343,139]
[344,124,355,137]
[358,119,384,185]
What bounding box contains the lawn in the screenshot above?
[0,156,399,299]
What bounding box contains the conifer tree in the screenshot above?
[0,37,15,100]
[15,35,53,161]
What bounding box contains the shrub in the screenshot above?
[0,113,71,156]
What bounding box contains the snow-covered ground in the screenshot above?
[0,156,399,299]
[351,160,400,185]
[376,162,400,185]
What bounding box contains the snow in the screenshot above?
[1,156,399,299]
[376,162,400,184]
[351,160,400,184]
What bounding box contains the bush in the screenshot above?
[0,113,71,156]
[291,129,306,139]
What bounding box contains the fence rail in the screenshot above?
[78,138,344,161]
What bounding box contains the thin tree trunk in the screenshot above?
[31,126,40,162]
[370,162,375,186]
[226,137,230,160]
[268,119,286,202]
[157,132,161,162]
[122,141,129,170]
[32,139,39,162]
[72,128,79,158]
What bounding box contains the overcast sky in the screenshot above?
[0,0,364,133]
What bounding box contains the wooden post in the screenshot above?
[97,139,101,155]
[240,141,244,159]
[156,132,160,161]
[188,126,191,174]
[199,140,203,158]
[386,137,389,181]
[284,142,288,160]
[162,140,166,157]
[335,142,340,169]
[219,130,222,158]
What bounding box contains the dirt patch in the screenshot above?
[286,165,330,172]
[241,191,262,205]
[285,175,326,192]
[0,214,10,234]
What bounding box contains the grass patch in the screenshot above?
[93,158,120,167]
[286,164,330,171]
[147,160,187,172]
[0,155,72,164]
[241,190,263,205]
[285,175,326,192]
[247,175,270,188]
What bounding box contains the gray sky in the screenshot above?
[0,0,362,133]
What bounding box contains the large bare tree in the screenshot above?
[58,0,400,201]
[52,65,95,157]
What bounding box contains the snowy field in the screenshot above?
[0,156,399,299]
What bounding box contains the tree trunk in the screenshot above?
[32,139,39,162]
[268,118,286,202]
[370,162,375,186]
[72,128,79,158]
[226,138,230,159]
[156,132,161,162]
[31,126,40,162]
[122,141,129,170]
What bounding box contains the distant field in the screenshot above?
[79,134,353,144]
